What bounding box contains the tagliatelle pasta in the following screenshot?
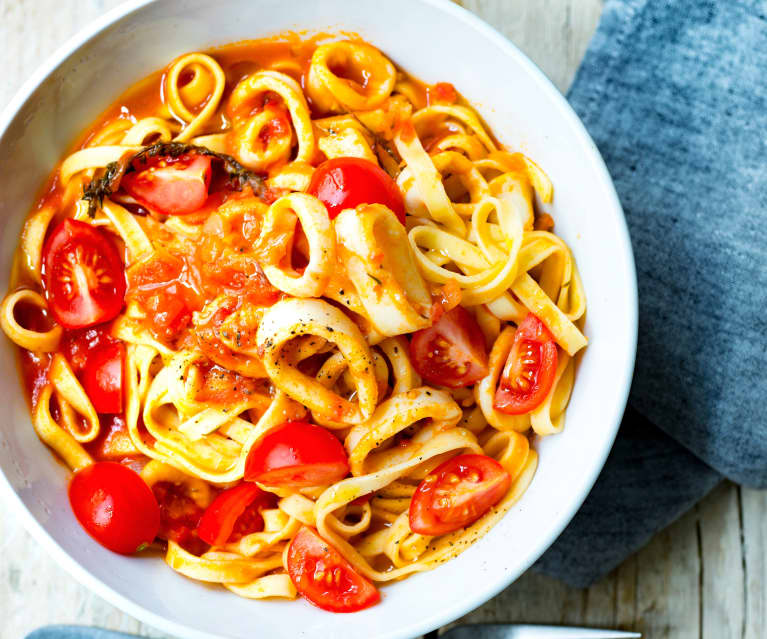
[1,33,586,612]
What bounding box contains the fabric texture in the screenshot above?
[534,0,767,586]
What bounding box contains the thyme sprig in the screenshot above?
[81,142,266,217]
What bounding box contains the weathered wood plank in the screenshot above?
[699,483,745,639]
[614,555,638,631]
[741,487,765,639]
[457,0,604,92]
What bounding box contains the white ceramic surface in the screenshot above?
[0,1,637,638]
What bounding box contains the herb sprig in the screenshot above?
[81,142,266,217]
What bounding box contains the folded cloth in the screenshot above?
[533,0,767,586]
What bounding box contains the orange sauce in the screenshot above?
[11,34,435,464]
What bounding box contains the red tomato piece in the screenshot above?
[61,325,124,413]
[42,219,126,329]
[244,421,349,487]
[409,454,510,536]
[427,82,458,105]
[493,313,558,415]
[307,157,406,223]
[126,249,203,342]
[69,461,160,554]
[198,483,273,546]
[121,154,212,216]
[152,481,207,555]
[81,339,124,413]
[287,526,380,612]
[409,306,488,388]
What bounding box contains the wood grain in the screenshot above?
[1,1,764,638]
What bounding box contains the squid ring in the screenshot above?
[257,298,378,424]
[259,193,335,298]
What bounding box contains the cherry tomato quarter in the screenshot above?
[244,421,349,487]
[493,313,558,415]
[69,461,160,554]
[409,454,510,536]
[121,154,212,216]
[307,157,405,223]
[287,526,380,612]
[198,483,273,547]
[42,219,126,329]
[409,306,488,388]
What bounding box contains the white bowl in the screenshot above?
[0,1,637,637]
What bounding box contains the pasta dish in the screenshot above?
[0,34,586,612]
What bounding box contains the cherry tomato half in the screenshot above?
[42,219,126,329]
[69,461,160,554]
[61,325,125,414]
[198,483,273,547]
[287,526,380,612]
[121,154,212,216]
[307,157,405,223]
[244,421,349,487]
[409,454,510,536]
[493,313,558,415]
[409,306,488,388]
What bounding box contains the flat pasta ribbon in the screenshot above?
[0,289,61,352]
[166,53,226,142]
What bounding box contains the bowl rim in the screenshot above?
[0,0,638,636]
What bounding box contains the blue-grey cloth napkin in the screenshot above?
[533,0,767,587]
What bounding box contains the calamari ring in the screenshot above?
[306,41,396,113]
[256,298,378,424]
[258,193,335,298]
[335,204,431,336]
[227,70,314,171]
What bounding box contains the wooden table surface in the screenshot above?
[1,1,765,638]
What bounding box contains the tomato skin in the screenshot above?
[244,421,349,487]
[198,483,272,547]
[69,462,160,554]
[409,454,510,536]
[80,340,124,414]
[287,526,380,612]
[121,154,212,216]
[409,306,488,388]
[42,219,126,329]
[61,325,125,414]
[494,313,558,415]
[307,157,406,223]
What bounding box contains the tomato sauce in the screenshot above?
[10,34,431,467]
